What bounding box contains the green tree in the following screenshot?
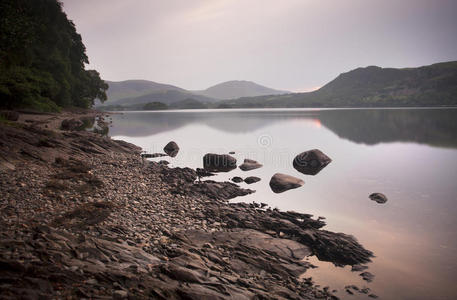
[0,0,107,111]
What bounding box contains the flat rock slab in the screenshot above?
[181,228,311,263]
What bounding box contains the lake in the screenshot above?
[109,108,457,300]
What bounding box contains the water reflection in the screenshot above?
[110,108,457,149]
[109,108,457,300]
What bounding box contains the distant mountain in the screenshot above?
[105,80,184,102]
[98,79,288,109]
[193,80,289,100]
[219,61,457,108]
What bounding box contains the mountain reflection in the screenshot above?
[109,109,457,149]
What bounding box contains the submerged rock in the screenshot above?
[244,176,261,184]
[164,141,179,157]
[231,176,244,183]
[269,173,304,193]
[203,153,237,172]
[293,149,332,175]
[239,159,263,171]
[369,193,388,204]
[360,271,375,282]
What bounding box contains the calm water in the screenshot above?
[109,108,457,300]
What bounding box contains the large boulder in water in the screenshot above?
[239,159,263,171]
[164,141,179,157]
[293,149,332,175]
[203,153,237,172]
[269,173,304,193]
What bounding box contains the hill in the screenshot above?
[105,80,185,102]
[99,79,287,109]
[219,61,457,108]
[193,80,289,100]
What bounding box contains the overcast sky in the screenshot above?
[61,0,457,92]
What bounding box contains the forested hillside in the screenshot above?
[0,0,107,111]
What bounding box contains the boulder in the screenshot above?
[231,176,244,183]
[203,153,237,172]
[61,118,84,131]
[293,149,332,175]
[369,193,387,204]
[269,173,304,193]
[163,141,179,157]
[244,176,261,184]
[239,159,263,171]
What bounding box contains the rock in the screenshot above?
[203,153,237,172]
[231,176,244,183]
[164,141,179,157]
[351,264,368,272]
[141,153,167,158]
[196,168,215,180]
[360,271,375,282]
[113,290,128,299]
[244,176,261,184]
[369,193,388,204]
[269,173,304,193]
[61,118,84,131]
[239,159,263,171]
[293,149,332,175]
[1,111,19,121]
[158,160,169,165]
[229,151,235,154]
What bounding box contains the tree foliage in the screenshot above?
[0,0,107,111]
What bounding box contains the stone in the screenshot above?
[141,153,167,158]
[269,173,304,193]
[231,176,244,183]
[61,118,84,131]
[163,141,179,157]
[369,193,388,204]
[203,153,237,172]
[239,159,263,171]
[244,176,261,184]
[360,271,375,282]
[293,149,332,175]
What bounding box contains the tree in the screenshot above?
[0,0,107,111]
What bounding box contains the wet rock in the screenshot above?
[61,118,84,131]
[351,264,369,272]
[360,271,375,282]
[293,149,332,175]
[231,176,244,183]
[244,176,261,184]
[369,193,388,204]
[141,153,167,158]
[203,153,237,172]
[239,159,263,171]
[196,168,215,180]
[269,173,304,193]
[163,141,179,157]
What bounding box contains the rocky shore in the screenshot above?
[0,111,373,299]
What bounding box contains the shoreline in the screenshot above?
[0,110,374,299]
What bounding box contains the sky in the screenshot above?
[61,0,457,92]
